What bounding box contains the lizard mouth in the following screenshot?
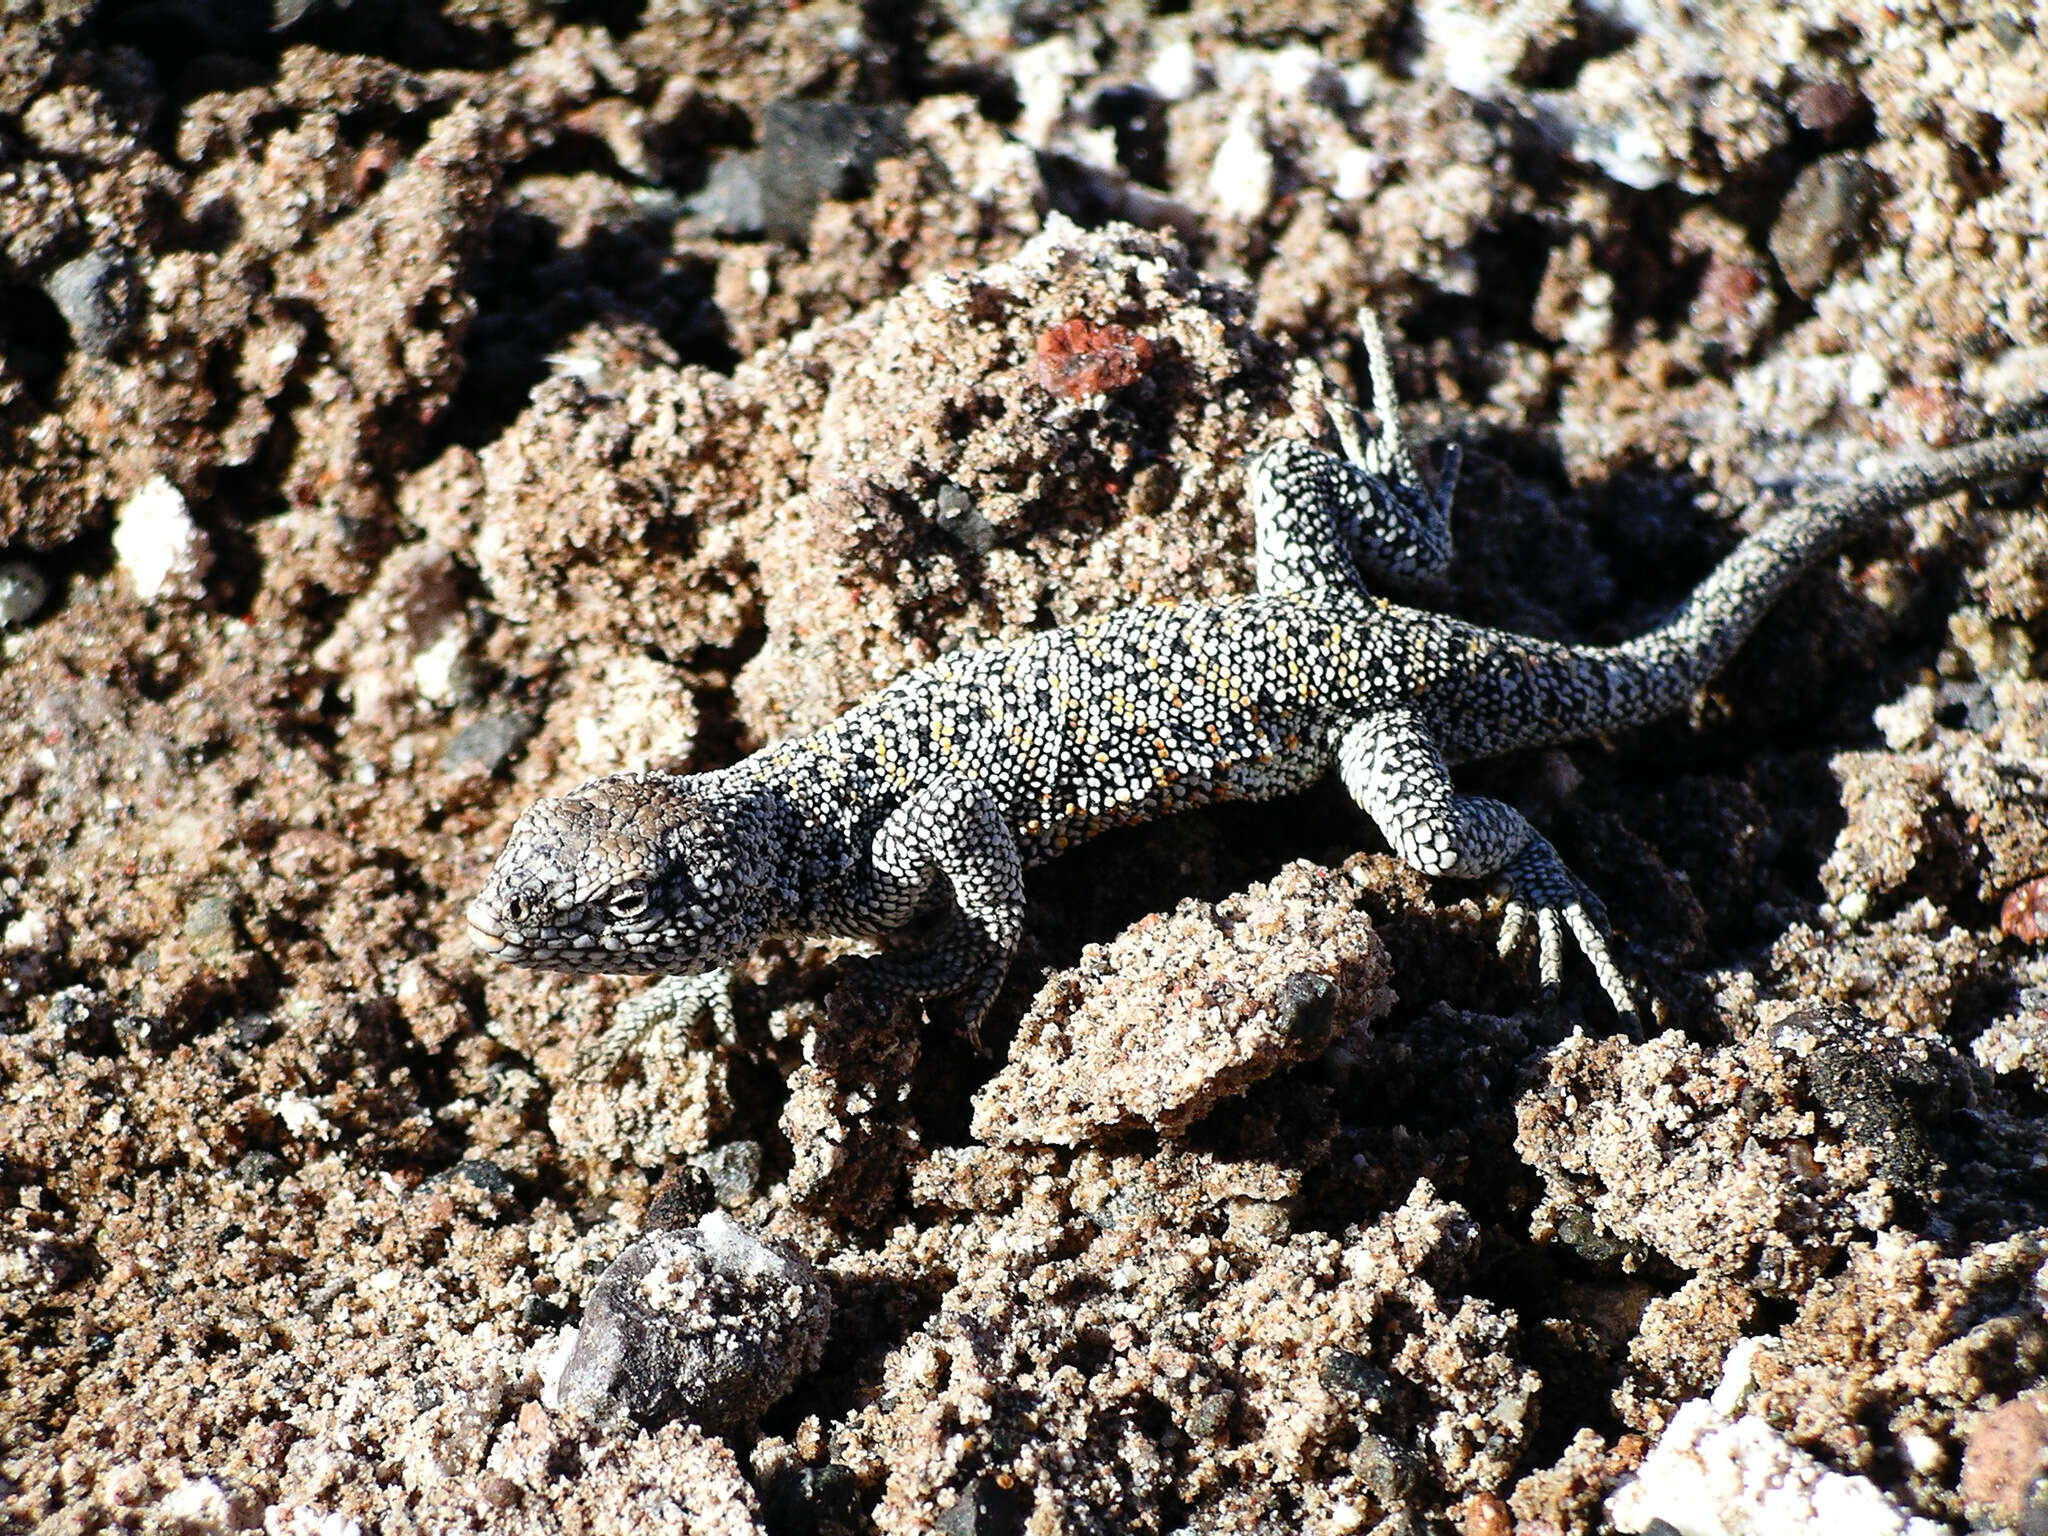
[466,900,510,955]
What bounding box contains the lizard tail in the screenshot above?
[1593,423,2048,726]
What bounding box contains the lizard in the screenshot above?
[468,310,2048,1053]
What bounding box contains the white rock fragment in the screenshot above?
[537,1323,582,1412]
[1209,102,1274,223]
[409,625,476,707]
[1331,146,1388,201]
[1709,1335,1765,1415]
[2,908,56,954]
[1146,38,1202,102]
[1011,36,1116,168]
[1416,0,1571,97]
[1847,352,1891,407]
[157,1475,235,1529]
[113,475,211,603]
[272,1091,338,1142]
[1609,1399,1949,1536]
[572,653,700,775]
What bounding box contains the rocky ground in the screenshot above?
[4,1,2048,1532]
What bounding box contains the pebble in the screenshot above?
[439,710,538,778]
[112,476,211,604]
[933,482,1000,555]
[43,248,136,356]
[0,560,48,627]
[692,1140,763,1209]
[2001,877,2048,943]
[554,1211,831,1432]
[758,100,908,243]
[933,1475,1029,1536]
[1208,102,1274,222]
[688,152,766,238]
[1960,1391,2048,1531]
[1033,316,1154,400]
[1769,153,1877,299]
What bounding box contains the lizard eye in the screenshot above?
[608,883,651,920]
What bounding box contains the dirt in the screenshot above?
[3,2,2048,1533]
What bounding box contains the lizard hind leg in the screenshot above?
[1336,710,1638,1021]
[1247,309,1457,597]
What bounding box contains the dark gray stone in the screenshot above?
[933,1475,1028,1536]
[689,152,766,238]
[693,1139,764,1209]
[1769,154,1878,299]
[934,483,1000,556]
[760,1461,859,1536]
[0,562,48,628]
[556,1212,831,1432]
[440,711,538,777]
[44,250,137,356]
[758,101,909,244]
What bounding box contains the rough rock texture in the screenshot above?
[854,1173,1538,1534]
[1738,1232,2048,1527]
[5,2,2048,1533]
[553,1211,831,1432]
[1610,1398,1947,1536]
[972,860,1393,1145]
[1515,1008,1955,1295]
[1959,1389,2048,1535]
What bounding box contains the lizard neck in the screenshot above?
[715,756,864,937]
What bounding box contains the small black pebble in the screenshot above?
[933,1474,1028,1536]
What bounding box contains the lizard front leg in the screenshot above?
[1336,710,1636,1020]
[576,967,737,1079]
[848,776,1025,1047]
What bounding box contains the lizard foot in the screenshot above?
[575,969,736,1081]
[843,941,1009,1055]
[1492,835,1637,1022]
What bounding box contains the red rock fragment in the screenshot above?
[2001,877,2048,942]
[1033,315,1155,399]
[1960,1391,2048,1531]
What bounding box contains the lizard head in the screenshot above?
[468,772,783,975]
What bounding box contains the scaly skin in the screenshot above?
[469,311,2048,1043]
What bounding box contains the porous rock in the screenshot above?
[1515,1009,1952,1295]
[973,860,1392,1145]
[554,1211,831,1433]
[1609,1398,1947,1536]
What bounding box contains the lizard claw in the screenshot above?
[1494,836,1637,1022]
[575,969,735,1080]
[843,936,1010,1054]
